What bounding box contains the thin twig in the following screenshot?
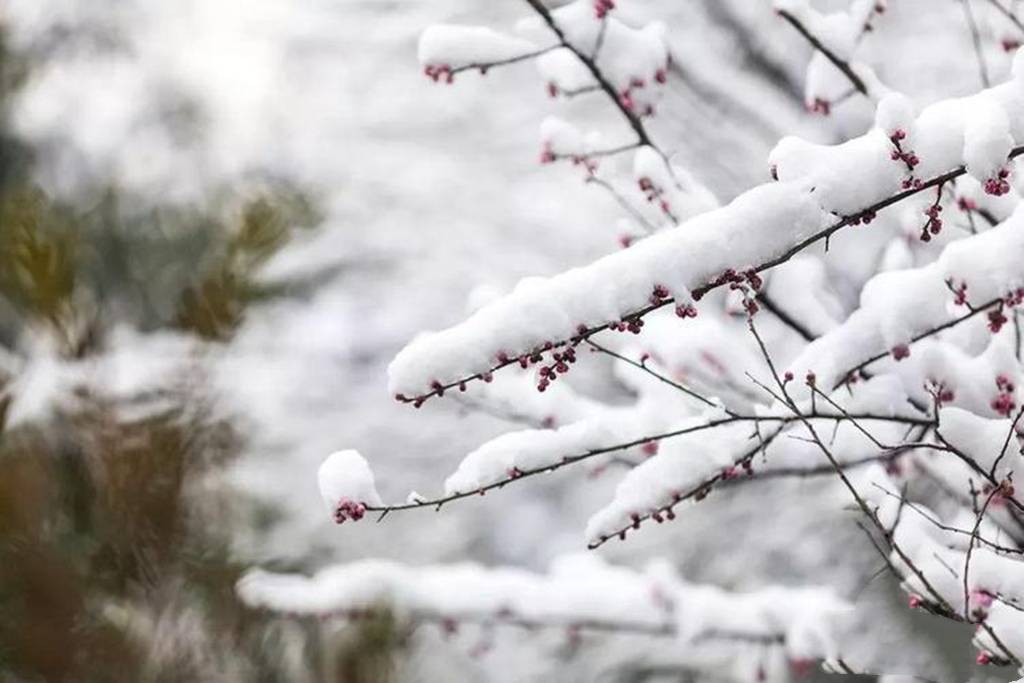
[776,9,869,95]
[400,148,1024,407]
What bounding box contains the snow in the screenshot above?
[539,116,598,158]
[317,450,383,521]
[586,376,920,545]
[418,25,540,70]
[632,145,720,224]
[787,203,1024,393]
[8,0,1024,678]
[388,181,827,398]
[938,408,1024,499]
[523,0,670,115]
[238,552,853,681]
[863,465,1024,652]
[393,58,1024,401]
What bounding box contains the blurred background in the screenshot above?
[0,1,1018,681]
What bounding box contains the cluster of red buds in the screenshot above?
[848,208,877,226]
[536,346,578,392]
[610,316,646,334]
[984,168,1012,196]
[619,76,656,117]
[840,369,870,388]
[424,63,454,84]
[806,97,831,116]
[649,283,671,306]
[888,129,922,189]
[637,176,675,220]
[988,305,1008,334]
[891,343,911,361]
[710,268,762,291]
[594,0,615,19]
[948,279,969,306]
[332,497,367,524]
[1003,38,1022,52]
[976,650,994,666]
[884,456,903,477]
[539,143,598,174]
[925,379,955,406]
[718,268,763,317]
[969,589,995,621]
[957,196,978,212]
[648,498,679,524]
[598,490,690,544]
[789,658,815,679]
[991,374,1016,417]
[539,142,556,165]
[982,478,1016,504]
[919,186,944,242]
[570,154,598,174]
[675,302,698,318]
[395,368,497,407]
[861,1,887,31]
[618,233,635,249]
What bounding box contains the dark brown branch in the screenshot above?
[831,297,1005,390]
[990,403,1024,478]
[932,432,1024,516]
[586,428,787,549]
[584,176,658,233]
[586,340,725,411]
[522,0,653,148]
[399,146,1024,407]
[964,487,999,619]
[746,318,961,618]
[757,291,817,341]
[872,484,1024,555]
[447,45,560,76]
[367,412,930,518]
[987,0,1024,35]
[961,0,992,88]
[776,9,869,95]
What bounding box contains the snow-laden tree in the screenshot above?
[241,1,1024,680]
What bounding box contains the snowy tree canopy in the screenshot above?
[228,0,1024,680]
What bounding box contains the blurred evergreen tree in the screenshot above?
[0,20,400,683]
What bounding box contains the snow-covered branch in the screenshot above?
[238,554,854,683]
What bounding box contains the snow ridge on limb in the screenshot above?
[390,54,1024,405]
[786,204,1024,393]
[864,463,1024,666]
[388,181,827,400]
[418,25,542,78]
[238,553,853,683]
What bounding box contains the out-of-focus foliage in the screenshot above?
[0,20,402,683]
